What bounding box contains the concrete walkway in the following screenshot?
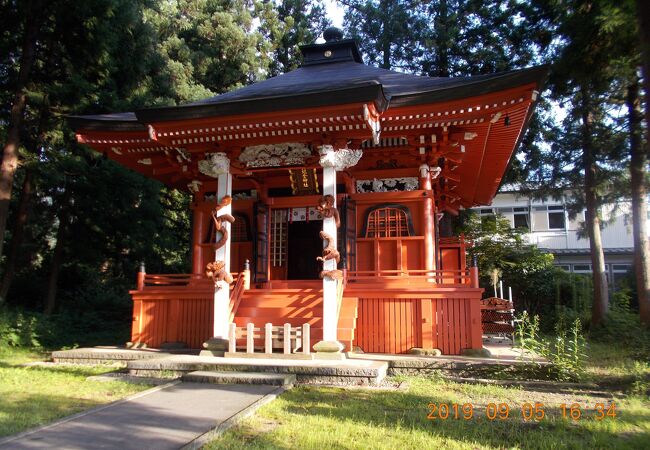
[0,382,283,450]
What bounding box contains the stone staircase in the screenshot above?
[233,282,359,352]
[182,371,296,386]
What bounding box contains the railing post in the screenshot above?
[265,323,272,354]
[283,323,291,355]
[470,255,479,288]
[246,323,254,354]
[243,259,251,290]
[228,323,236,353]
[302,323,310,355]
[136,262,146,291]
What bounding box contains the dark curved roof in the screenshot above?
[68,38,548,131]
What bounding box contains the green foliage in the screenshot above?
[589,289,650,355]
[516,312,587,382]
[0,309,40,348]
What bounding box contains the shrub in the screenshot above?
[515,312,587,382]
[0,309,41,348]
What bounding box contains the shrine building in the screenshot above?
[70,28,546,357]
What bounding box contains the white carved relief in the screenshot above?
[239,143,312,168]
[198,152,230,177]
[356,177,419,193]
[187,180,202,193]
[318,146,363,171]
[137,158,152,165]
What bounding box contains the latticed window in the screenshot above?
[364,206,412,238]
[231,214,250,242]
[270,209,288,266]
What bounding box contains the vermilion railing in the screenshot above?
[228,271,247,322]
[138,273,239,290]
[347,269,473,286]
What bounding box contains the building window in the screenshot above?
[362,204,415,238]
[270,209,288,267]
[513,207,530,229]
[572,264,592,273]
[479,208,494,217]
[548,205,566,229]
[555,264,571,272]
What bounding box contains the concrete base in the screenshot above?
[201,337,229,357]
[313,340,345,353]
[182,371,296,386]
[313,352,347,360]
[225,352,313,360]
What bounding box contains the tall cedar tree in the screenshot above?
[0,0,43,266]
[634,0,650,326]
[1,0,277,316]
[260,0,330,76]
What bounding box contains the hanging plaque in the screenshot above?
[289,168,319,195]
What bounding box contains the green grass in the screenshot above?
[207,343,650,450]
[0,346,151,437]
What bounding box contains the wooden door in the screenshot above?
[254,203,269,283]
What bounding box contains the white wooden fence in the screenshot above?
[228,323,311,355]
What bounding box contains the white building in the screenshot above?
[472,189,647,290]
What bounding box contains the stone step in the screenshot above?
[182,371,296,386]
[128,355,388,385]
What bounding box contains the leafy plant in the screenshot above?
[515,312,587,381]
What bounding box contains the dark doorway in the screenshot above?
[287,220,322,280]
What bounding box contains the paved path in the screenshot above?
[0,382,282,450]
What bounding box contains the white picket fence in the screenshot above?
[227,322,311,355]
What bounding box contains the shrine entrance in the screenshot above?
[286,220,322,280]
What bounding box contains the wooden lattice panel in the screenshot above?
[231,214,249,242]
[365,207,410,238]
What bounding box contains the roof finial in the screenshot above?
[323,27,344,43]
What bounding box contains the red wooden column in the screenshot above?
[191,202,205,275]
[420,163,437,349]
[420,164,437,272]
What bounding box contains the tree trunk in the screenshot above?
[0,1,42,262]
[627,79,650,326]
[636,0,650,147]
[0,169,34,304]
[0,96,49,305]
[44,196,70,316]
[581,90,609,327]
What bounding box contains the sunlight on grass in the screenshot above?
[0,346,151,437]
[207,344,650,450]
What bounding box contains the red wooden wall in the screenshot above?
[131,293,213,349]
[353,292,483,355]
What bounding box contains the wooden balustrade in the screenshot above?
[228,263,249,322]
[347,269,472,285]
[227,322,311,356]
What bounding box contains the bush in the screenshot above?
[0,309,41,348]
[516,311,587,382]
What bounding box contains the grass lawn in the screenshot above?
[207,342,650,450]
[0,346,151,438]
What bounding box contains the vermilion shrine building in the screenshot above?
[70,30,546,356]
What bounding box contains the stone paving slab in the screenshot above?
[0,382,280,450]
[183,371,296,386]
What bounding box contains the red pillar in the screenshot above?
[192,207,205,275]
[420,165,436,272]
